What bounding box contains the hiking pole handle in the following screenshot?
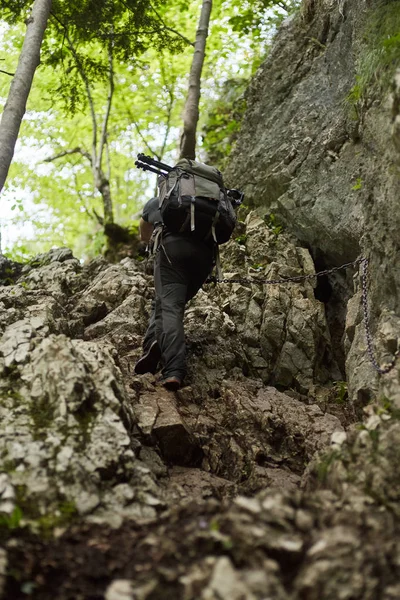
[137,153,173,173]
[135,160,167,177]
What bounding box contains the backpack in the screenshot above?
[157,158,236,244]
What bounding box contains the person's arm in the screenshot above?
[139,218,154,243]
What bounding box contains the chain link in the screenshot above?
[359,258,399,375]
[211,256,399,375]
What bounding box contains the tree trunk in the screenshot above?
[179,0,212,161]
[98,178,114,225]
[0,0,53,194]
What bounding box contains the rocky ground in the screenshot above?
[1,0,399,596]
[0,208,399,599]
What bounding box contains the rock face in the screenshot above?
[1,0,400,598]
[225,0,400,407]
[0,217,399,598]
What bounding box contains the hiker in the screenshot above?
[134,196,215,391]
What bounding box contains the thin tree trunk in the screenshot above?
[0,0,52,194]
[179,0,212,160]
[99,179,113,225]
[95,43,115,225]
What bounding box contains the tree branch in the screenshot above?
[149,3,195,47]
[51,13,98,166]
[123,101,159,158]
[97,38,114,174]
[158,57,175,159]
[73,171,94,220]
[44,146,92,164]
[0,69,15,77]
[118,0,194,47]
[92,207,104,226]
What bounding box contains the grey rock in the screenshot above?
[201,557,255,600]
[104,580,135,600]
[225,0,400,406]
[134,389,202,466]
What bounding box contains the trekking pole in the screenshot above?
[137,153,173,173]
[135,160,167,177]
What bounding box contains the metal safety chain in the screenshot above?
[359,258,399,375]
[212,256,399,375]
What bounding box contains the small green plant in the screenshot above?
[377,396,400,420]
[351,178,363,191]
[0,506,23,530]
[316,450,341,483]
[346,2,400,113]
[209,518,220,532]
[235,234,247,246]
[264,213,283,236]
[333,381,348,404]
[250,263,265,271]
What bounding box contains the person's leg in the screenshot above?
[134,296,162,374]
[155,238,214,383]
[155,246,188,381]
[142,298,156,351]
[185,244,214,302]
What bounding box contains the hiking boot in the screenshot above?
[134,341,161,375]
[161,376,181,391]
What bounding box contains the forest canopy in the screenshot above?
[0,0,298,261]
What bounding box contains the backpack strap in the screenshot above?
[211,210,220,243]
[148,224,164,255]
[190,197,195,232]
[214,244,222,280]
[179,173,196,233]
[160,170,179,206]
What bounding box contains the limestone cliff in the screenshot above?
[0,0,400,598]
[225,0,400,410]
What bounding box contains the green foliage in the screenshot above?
[377,396,400,420]
[1,0,189,109]
[333,380,348,404]
[0,0,31,23]
[34,500,78,536]
[347,1,400,110]
[264,213,283,236]
[235,233,248,245]
[29,395,55,441]
[1,0,300,261]
[250,263,265,271]
[209,518,220,532]
[227,0,300,38]
[0,506,23,530]
[316,450,341,483]
[351,178,363,191]
[11,485,79,534]
[202,78,247,168]
[0,494,78,540]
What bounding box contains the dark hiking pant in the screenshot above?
[143,234,214,381]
